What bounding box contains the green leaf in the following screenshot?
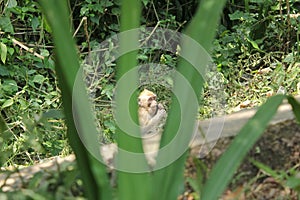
[42,16,52,33]
[20,189,47,200]
[186,177,201,195]
[201,95,285,200]
[40,49,49,57]
[101,84,114,100]
[286,176,300,190]
[33,74,45,84]
[2,98,14,109]
[0,16,14,33]
[27,69,37,75]
[0,42,7,63]
[0,113,11,134]
[31,17,40,31]
[7,0,17,8]
[229,10,250,21]
[287,95,300,123]
[39,0,112,199]
[141,0,149,6]
[111,7,121,15]
[283,53,294,63]
[2,79,18,92]
[116,1,151,200]
[153,0,227,199]
[250,158,279,178]
[246,37,260,50]
[0,65,10,76]
[7,47,14,55]
[42,109,65,119]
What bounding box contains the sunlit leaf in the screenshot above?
[0,42,7,63]
[246,37,260,50]
[2,98,14,109]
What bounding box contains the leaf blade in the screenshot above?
[201,95,285,200]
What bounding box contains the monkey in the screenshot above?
[137,89,167,167]
[138,89,167,135]
[100,89,167,169]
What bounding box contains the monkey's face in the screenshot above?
[138,95,157,108]
[138,89,157,109]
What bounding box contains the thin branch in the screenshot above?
[11,38,44,60]
[73,16,87,37]
[139,21,160,47]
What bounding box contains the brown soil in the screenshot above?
[182,119,300,200]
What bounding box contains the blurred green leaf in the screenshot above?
[39,0,112,199]
[7,0,17,8]
[0,113,13,165]
[31,17,40,31]
[250,158,279,178]
[116,1,150,200]
[283,53,294,63]
[42,109,65,119]
[0,65,10,76]
[7,47,14,55]
[153,0,227,199]
[0,16,14,33]
[27,69,37,75]
[286,176,300,190]
[20,189,47,200]
[201,95,285,200]
[287,95,300,123]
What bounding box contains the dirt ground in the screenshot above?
[182,119,300,200]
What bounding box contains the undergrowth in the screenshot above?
[0,0,299,198]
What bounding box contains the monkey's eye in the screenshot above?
[149,96,156,101]
[148,102,151,107]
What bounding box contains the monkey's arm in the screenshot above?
[141,106,166,135]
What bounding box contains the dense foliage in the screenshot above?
[0,0,299,198]
[1,0,299,164]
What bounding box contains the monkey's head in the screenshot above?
[138,89,157,109]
